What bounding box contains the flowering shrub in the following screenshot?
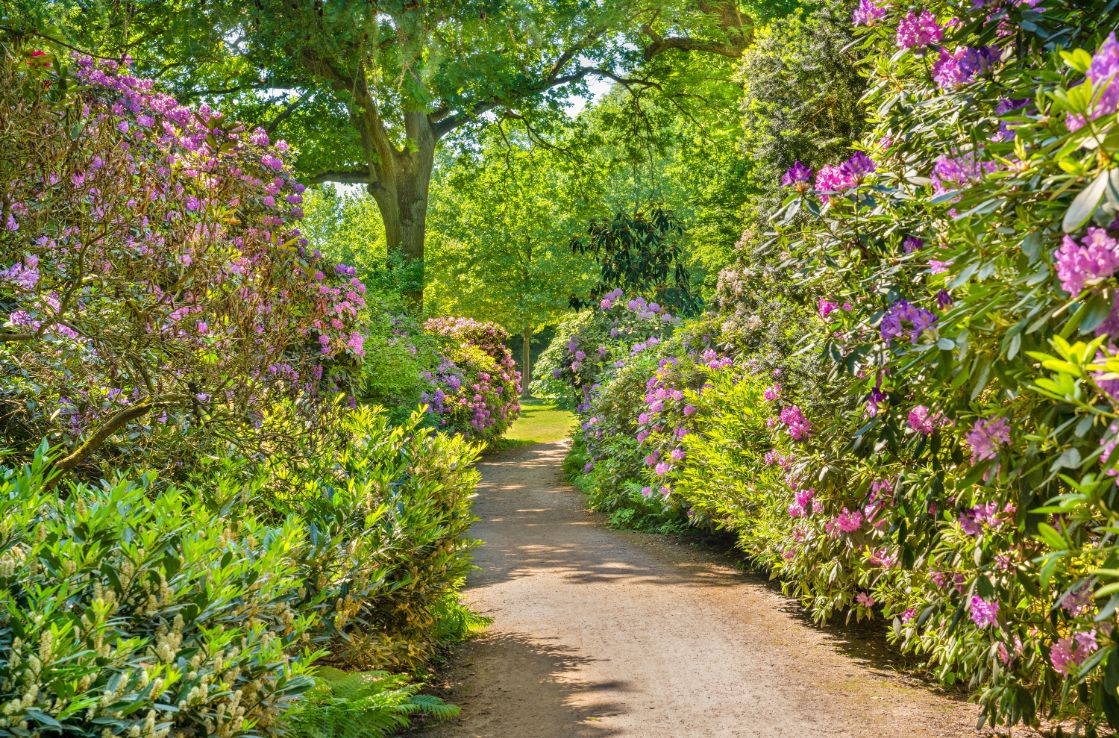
[0,46,365,475]
[565,1,1119,730]
[422,317,520,442]
[532,290,679,411]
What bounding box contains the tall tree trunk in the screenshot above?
[521,326,532,398]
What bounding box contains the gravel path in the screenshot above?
[420,441,987,738]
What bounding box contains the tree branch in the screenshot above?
[51,396,184,476]
[434,65,643,139]
[307,170,372,184]
[266,89,313,134]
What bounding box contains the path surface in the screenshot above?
[421,441,985,738]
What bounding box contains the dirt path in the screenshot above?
[421,441,986,738]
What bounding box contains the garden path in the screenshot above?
[419,441,990,738]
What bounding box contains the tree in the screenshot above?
[427,134,596,395]
[10,0,760,310]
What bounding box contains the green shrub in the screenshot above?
[357,309,442,426]
[265,407,481,672]
[0,447,318,738]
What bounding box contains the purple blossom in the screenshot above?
[856,592,876,608]
[1068,33,1119,132]
[818,298,839,318]
[880,300,937,344]
[835,508,863,533]
[1051,630,1099,676]
[966,416,1011,463]
[931,47,995,89]
[852,0,889,26]
[931,153,998,194]
[969,596,999,628]
[779,404,812,441]
[1061,584,1094,617]
[1053,228,1119,295]
[763,384,782,402]
[907,405,937,435]
[896,9,943,49]
[781,160,813,187]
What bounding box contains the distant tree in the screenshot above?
[571,204,698,314]
[427,134,596,395]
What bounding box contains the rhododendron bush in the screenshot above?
[422,317,520,442]
[532,290,679,412]
[563,1,1119,730]
[0,46,364,473]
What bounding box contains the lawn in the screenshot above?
[492,399,576,451]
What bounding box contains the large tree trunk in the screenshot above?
[366,122,434,313]
[521,326,532,398]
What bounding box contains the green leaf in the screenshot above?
[1063,169,1112,233]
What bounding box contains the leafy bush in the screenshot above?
[357,308,442,425]
[0,448,317,738]
[563,2,1119,730]
[531,290,679,410]
[265,406,481,672]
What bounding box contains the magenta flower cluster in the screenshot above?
[896,9,943,49]
[1067,33,1119,132]
[965,416,1011,463]
[1053,228,1119,295]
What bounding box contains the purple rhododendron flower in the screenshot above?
[903,236,924,253]
[1053,228,1119,295]
[1068,33,1119,132]
[896,9,943,49]
[966,416,1011,463]
[852,0,889,26]
[779,404,812,440]
[782,160,813,187]
[907,405,937,434]
[931,153,998,194]
[1051,630,1099,675]
[969,596,999,627]
[835,507,863,533]
[880,300,937,344]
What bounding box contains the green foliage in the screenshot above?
[264,406,481,672]
[285,667,459,738]
[571,204,697,314]
[357,311,442,426]
[0,447,318,738]
[426,132,596,334]
[738,0,866,227]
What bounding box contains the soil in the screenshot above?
[418,441,1005,738]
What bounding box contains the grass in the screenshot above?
[490,398,576,452]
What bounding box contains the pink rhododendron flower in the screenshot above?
[896,9,943,49]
